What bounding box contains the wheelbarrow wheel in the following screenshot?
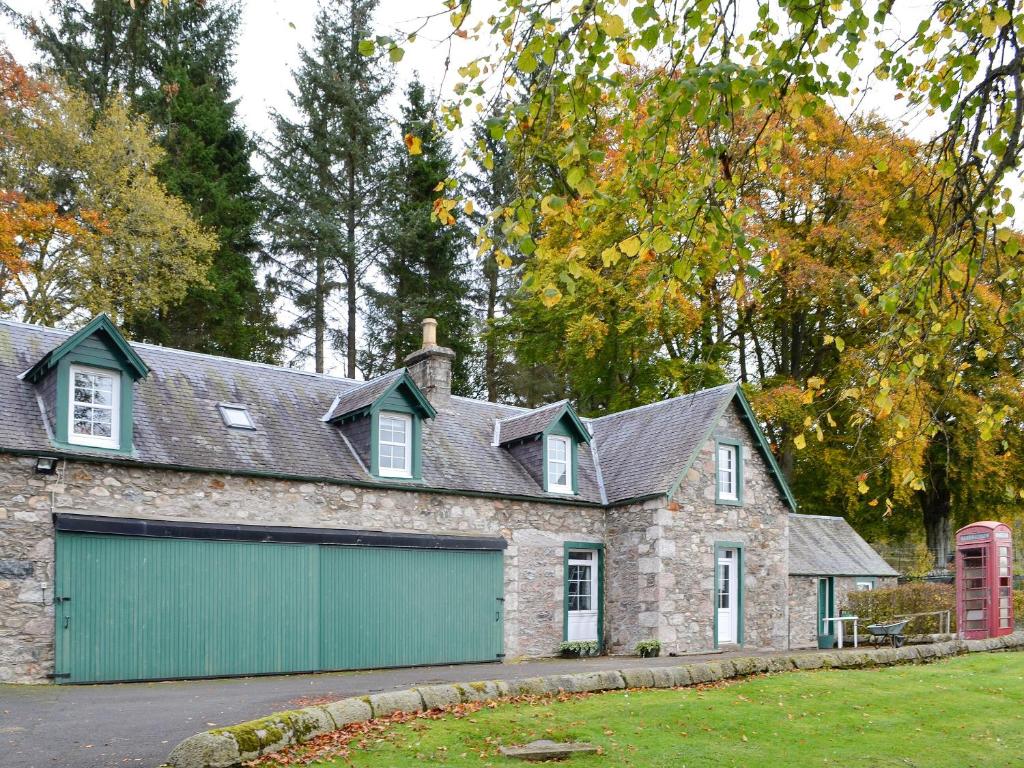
[893,635,905,649]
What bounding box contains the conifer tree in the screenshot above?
[262,0,389,375]
[26,0,281,361]
[362,80,476,394]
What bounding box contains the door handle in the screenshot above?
[63,615,70,629]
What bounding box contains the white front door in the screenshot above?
[717,548,739,644]
[566,549,599,642]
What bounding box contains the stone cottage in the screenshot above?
[0,315,891,683]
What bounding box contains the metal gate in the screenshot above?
[53,517,505,683]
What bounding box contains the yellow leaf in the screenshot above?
[833,336,845,352]
[975,346,989,361]
[463,200,474,215]
[433,181,445,192]
[793,434,806,450]
[618,236,641,257]
[404,134,422,155]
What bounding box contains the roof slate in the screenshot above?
[322,369,405,422]
[788,514,899,577]
[0,319,793,511]
[497,400,570,445]
[590,383,738,505]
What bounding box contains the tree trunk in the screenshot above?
[484,255,498,401]
[344,139,357,377]
[314,251,325,374]
[918,429,954,572]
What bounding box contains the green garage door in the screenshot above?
[54,516,505,683]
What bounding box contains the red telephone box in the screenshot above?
[955,521,1014,639]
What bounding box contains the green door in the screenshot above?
[817,577,836,649]
[319,546,504,670]
[55,533,320,683]
[55,532,504,683]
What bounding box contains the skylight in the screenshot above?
[218,403,255,430]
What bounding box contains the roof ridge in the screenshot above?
[591,382,737,424]
[0,316,359,384]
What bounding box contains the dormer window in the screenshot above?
[546,435,572,494]
[377,412,412,478]
[716,441,743,505]
[24,314,149,455]
[69,365,120,449]
[219,403,255,430]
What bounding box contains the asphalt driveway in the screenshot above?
[0,648,792,768]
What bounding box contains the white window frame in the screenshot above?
[855,580,875,591]
[377,412,413,479]
[546,434,573,494]
[717,444,738,501]
[67,364,120,449]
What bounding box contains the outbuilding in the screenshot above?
[787,513,900,648]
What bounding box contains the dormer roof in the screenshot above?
[496,400,591,446]
[322,368,436,423]
[22,313,149,383]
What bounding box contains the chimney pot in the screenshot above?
[422,317,438,348]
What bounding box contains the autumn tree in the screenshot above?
[0,52,213,326]
[27,0,281,361]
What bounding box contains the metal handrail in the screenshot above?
[895,610,952,634]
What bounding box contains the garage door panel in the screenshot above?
[57,534,320,683]
[320,546,503,670]
[56,532,504,683]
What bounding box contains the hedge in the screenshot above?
[843,582,956,633]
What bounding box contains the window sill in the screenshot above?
[50,439,134,457]
[715,497,743,507]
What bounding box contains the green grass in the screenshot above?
[295,653,1024,768]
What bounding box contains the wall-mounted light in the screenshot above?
[35,456,59,475]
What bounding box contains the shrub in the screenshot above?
[634,639,661,658]
[1015,590,1024,627]
[842,582,956,634]
[558,640,598,657]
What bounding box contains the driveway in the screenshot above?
[0,648,802,768]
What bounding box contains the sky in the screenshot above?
[1,1,1018,376]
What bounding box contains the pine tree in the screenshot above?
[26,0,282,361]
[362,80,476,395]
[262,0,389,375]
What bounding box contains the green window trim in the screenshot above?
[714,439,744,506]
[712,541,745,648]
[52,355,138,457]
[369,407,423,481]
[562,541,604,650]
[543,432,579,495]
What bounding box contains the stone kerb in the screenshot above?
[165,631,1024,768]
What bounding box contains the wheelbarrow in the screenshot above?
[866,620,909,648]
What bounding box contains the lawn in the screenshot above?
[275,652,1024,768]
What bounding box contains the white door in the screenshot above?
[717,548,738,644]
[566,550,599,642]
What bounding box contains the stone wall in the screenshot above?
[603,403,790,655]
[0,453,604,682]
[788,575,900,648]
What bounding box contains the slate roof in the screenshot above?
[590,384,738,505]
[0,318,795,509]
[497,399,572,445]
[788,514,899,576]
[322,369,406,422]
